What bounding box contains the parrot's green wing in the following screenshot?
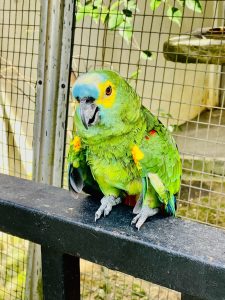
[68,136,103,198]
[133,106,182,215]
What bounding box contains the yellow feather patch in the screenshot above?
[95,80,116,108]
[71,135,81,152]
[131,145,144,170]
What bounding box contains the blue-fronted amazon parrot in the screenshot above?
[68,70,181,229]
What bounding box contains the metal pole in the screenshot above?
[34,0,65,184]
[41,247,80,300]
[53,0,76,187]
[25,0,76,298]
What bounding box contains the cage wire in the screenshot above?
[0,0,225,299]
[0,0,40,299]
[64,0,225,299]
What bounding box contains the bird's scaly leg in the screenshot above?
[95,196,121,221]
[132,179,159,230]
[131,206,159,230]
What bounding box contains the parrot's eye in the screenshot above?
[75,96,80,102]
[105,86,112,96]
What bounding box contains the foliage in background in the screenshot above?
[0,234,28,300]
[76,0,202,61]
[150,0,202,25]
[75,0,202,122]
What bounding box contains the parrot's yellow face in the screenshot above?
[72,70,141,139]
[95,80,116,109]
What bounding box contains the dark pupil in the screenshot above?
[106,86,112,95]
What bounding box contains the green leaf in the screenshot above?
[123,9,132,17]
[127,0,137,11]
[100,6,109,23]
[92,7,101,21]
[76,5,93,22]
[149,0,162,11]
[129,68,141,80]
[93,0,102,6]
[140,50,153,60]
[76,10,85,22]
[119,22,133,43]
[110,1,121,11]
[108,11,124,30]
[158,110,173,118]
[185,0,202,13]
[167,6,182,26]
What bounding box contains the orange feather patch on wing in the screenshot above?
[71,136,81,152]
[131,145,144,170]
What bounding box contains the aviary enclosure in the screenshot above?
[0,0,224,299]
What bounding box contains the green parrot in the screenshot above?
[68,70,181,229]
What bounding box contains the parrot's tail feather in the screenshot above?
[165,195,176,216]
[68,163,84,193]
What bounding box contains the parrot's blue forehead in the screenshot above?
[72,72,107,99]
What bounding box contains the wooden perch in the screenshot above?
[163,27,225,64]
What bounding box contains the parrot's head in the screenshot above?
[72,70,141,140]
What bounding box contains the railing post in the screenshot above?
[41,247,80,300]
[25,0,76,298]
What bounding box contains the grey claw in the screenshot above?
[104,208,110,217]
[94,196,121,221]
[131,214,139,225]
[136,216,148,230]
[95,210,101,222]
[131,207,159,229]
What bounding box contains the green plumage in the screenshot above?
[68,70,181,227]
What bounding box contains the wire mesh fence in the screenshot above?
[66,0,225,230]
[0,0,40,298]
[0,233,28,300]
[65,0,225,298]
[0,0,40,179]
[0,0,225,299]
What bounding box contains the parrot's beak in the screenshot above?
[79,97,100,129]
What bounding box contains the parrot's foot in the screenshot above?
[95,196,121,222]
[131,206,159,230]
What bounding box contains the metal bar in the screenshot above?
[63,254,80,300]
[53,0,76,187]
[26,0,50,296]
[33,0,49,183]
[41,247,80,300]
[38,0,65,184]
[0,174,225,300]
[28,0,72,298]
[41,247,66,300]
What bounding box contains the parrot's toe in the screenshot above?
[131,207,159,230]
[95,196,121,221]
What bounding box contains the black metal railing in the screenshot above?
[0,173,225,300]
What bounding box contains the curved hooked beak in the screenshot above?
[79,97,100,129]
